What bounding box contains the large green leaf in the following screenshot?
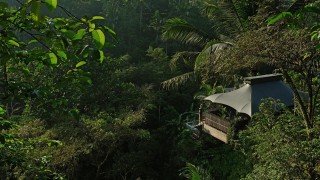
[8,40,20,47]
[48,52,57,65]
[73,29,86,40]
[57,50,67,59]
[76,61,86,68]
[92,29,105,49]
[44,0,57,12]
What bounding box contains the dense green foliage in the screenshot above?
[1,0,320,179]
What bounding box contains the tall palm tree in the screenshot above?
[161,0,303,89]
[161,0,254,89]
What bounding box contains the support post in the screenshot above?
[198,104,203,124]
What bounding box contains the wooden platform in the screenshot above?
[202,124,228,143]
[201,112,231,143]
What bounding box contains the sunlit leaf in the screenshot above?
[99,50,104,63]
[22,67,30,74]
[91,16,104,21]
[48,52,57,65]
[8,40,19,47]
[57,50,67,59]
[44,0,57,12]
[76,61,86,68]
[92,29,105,49]
[89,22,95,32]
[81,17,87,23]
[92,49,105,62]
[267,12,293,26]
[73,29,86,40]
[28,39,38,44]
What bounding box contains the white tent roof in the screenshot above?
[204,74,294,117]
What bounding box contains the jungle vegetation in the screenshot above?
[0,0,320,179]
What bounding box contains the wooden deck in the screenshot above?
[201,112,231,143]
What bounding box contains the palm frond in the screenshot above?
[195,42,233,71]
[202,0,252,37]
[218,0,245,34]
[162,18,210,46]
[194,83,218,100]
[170,51,199,70]
[203,0,219,16]
[161,72,197,90]
[180,163,214,180]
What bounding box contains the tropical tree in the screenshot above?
[220,0,320,135]
[161,0,257,89]
[223,1,320,179]
[0,0,116,178]
[161,0,311,89]
[0,0,115,118]
[240,100,320,179]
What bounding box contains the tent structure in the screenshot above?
[204,74,294,117]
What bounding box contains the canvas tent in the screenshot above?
[204,74,294,117]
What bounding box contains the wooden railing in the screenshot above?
[202,112,231,133]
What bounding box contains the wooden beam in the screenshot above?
[203,124,228,143]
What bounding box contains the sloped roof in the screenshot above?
[204,74,294,117]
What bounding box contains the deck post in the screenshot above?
[198,104,203,124]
